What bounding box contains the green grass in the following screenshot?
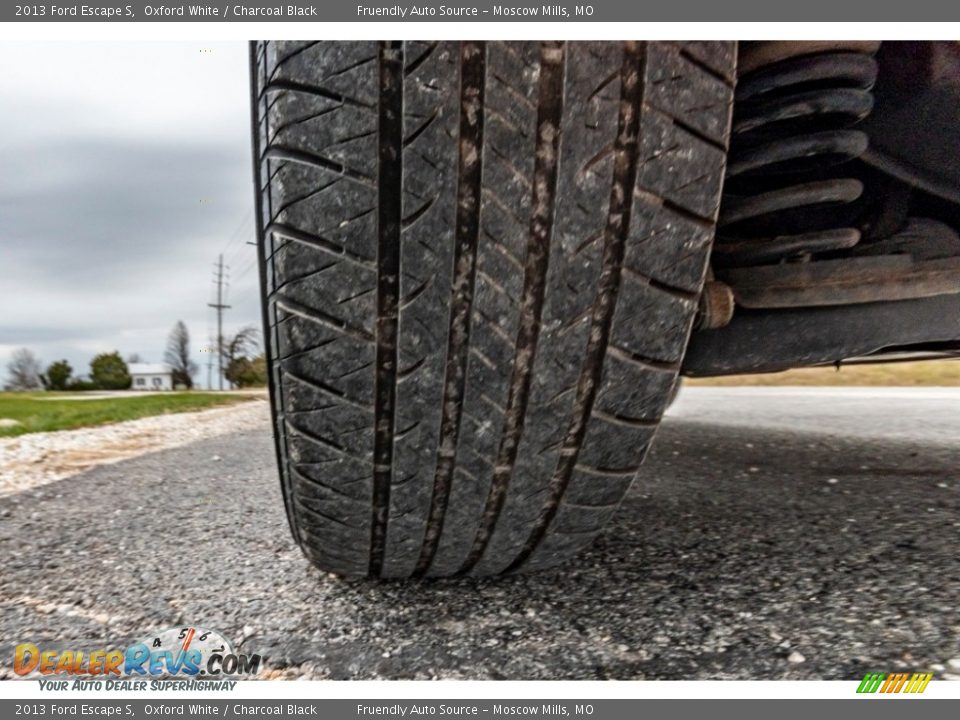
[0,392,255,438]
[686,359,960,387]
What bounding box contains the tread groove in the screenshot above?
[402,109,440,147]
[281,367,375,411]
[458,41,567,575]
[607,344,682,371]
[262,77,376,109]
[401,195,437,229]
[266,222,375,268]
[291,466,365,501]
[274,295,374,341]
[661,107,728,153]
[268,105,340,143]
[506,41,647,573]
[574,462,643,476]
[369,41,404,577]
[676,46,735,87]
[263,146,375,187]
[415,41,487,576]
[662,197,716,227]
[592,408,659,428]
[269,42,320,81]
[622,266,699,301]
[270,177,341,221]
[405,42,439,77]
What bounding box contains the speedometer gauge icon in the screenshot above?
[139,626,234,675]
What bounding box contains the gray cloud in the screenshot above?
[1,139,247,278]
[0,42,262,387]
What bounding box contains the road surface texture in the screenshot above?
[0,398,268,497]
[1,387,958,680]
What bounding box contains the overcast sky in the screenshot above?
[0,42,259,389]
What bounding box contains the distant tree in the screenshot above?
[90,352,131,390]
[45,360,73,391]
[126,353,144,364]
[164,321,197,390]
[248,353,267,387]
[221,326,260,389]
[5,348,43,391]
[224,357,252,388]
[225,353,268,388]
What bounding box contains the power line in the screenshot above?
[232,255,259,284]
[207,254,231,391]
[219,210,254,259]
[222,215,256,269]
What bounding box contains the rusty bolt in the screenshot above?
[697,280,735,330]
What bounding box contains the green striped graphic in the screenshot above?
[857,672,932,694]
[857,673,886,693]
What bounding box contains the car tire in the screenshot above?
[250,40,735,577]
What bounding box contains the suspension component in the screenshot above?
[696,280,736,329]
[714,42,880,268]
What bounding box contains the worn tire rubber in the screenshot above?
[251,41,736,578]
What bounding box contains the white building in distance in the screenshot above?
[128,363,174,391]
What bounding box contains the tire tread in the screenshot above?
[252,41,735,577]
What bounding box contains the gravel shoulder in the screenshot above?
[0,388,957,680]
[0,398,269,497]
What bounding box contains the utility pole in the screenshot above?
[207,254,231,391]
[206,341,213,391]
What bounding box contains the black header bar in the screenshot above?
[6,1,960,22]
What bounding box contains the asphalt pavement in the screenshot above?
[1,387,958,680]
